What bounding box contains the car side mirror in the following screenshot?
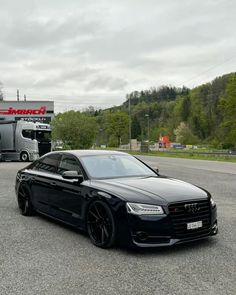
[62,171,84,183]
[154,167,159,175]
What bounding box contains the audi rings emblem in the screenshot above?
[184,203,199,213]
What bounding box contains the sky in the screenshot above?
[0,0,235,112]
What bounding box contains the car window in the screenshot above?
[33,154,61,173]
[22,129,33,139]
[58,155,82,175]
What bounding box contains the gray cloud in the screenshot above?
[5,17,101,50]
[32,67,100,88]
[0,0,235,112]
[85,76,128,91]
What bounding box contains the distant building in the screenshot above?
[0,101,54,123]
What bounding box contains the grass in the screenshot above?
[121,150,236,163]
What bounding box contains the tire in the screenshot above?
[20,151,29,162]
[87,200,116,248]
[17,184,35,216]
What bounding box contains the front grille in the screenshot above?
[168,200,211,240]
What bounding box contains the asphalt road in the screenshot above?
[0,157,236,295]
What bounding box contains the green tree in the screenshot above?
[51,111,97,149]
[131,115,141,139]
[105,111,129,146]
[174,122,198,145]
[218,76,236,148]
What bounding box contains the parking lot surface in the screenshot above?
[0,157,236,295]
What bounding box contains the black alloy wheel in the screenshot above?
[87,200,116,248]
[20,151,29,162]
[17,185,35,216]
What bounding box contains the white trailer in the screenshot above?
[0,120,51,161]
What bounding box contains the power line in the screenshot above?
[181,53,236,86]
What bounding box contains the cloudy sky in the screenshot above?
[0,0,235,112]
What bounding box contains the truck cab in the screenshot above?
[18,121,52,161]
[0,120,52,161]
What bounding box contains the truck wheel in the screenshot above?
[20,152,29,162]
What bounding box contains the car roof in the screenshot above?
[48,149,129,158]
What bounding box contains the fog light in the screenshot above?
[136,231,148,241]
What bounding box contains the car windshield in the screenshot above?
[80,154,156,179]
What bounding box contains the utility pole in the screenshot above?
[129,96,132,150]
[24,94,26,101]
[17,89,20,101]
[145,114,150,152]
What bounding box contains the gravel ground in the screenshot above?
[0,157,235,295]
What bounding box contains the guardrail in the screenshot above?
[148,149,236,157]
[117,148,236,158]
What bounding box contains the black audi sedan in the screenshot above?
[15,150,218,248]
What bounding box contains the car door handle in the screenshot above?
[31,177,36,181]
[50,182,57,186]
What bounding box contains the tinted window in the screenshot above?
[22,129,33,139]
[33,154,61,173]
[58,155,81,175]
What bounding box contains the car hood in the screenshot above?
[90,176,209,205]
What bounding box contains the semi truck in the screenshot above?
[0,120,51,162]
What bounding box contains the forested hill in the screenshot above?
[52,72,236,149]
[122,73,236,107]
[110,72,236,148]
[123,85,190,106]
[123,73,233,108]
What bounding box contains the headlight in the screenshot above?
[126,202,164,215]
[210,197,216,208]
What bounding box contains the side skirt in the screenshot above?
[35,209,86,232]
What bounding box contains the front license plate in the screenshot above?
[187,221,203,230]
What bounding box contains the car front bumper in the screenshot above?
[127,206,218,247]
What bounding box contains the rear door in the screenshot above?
[30,153,61,214]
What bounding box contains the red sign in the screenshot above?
[0,106,46,115]
[159,135,170,148]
